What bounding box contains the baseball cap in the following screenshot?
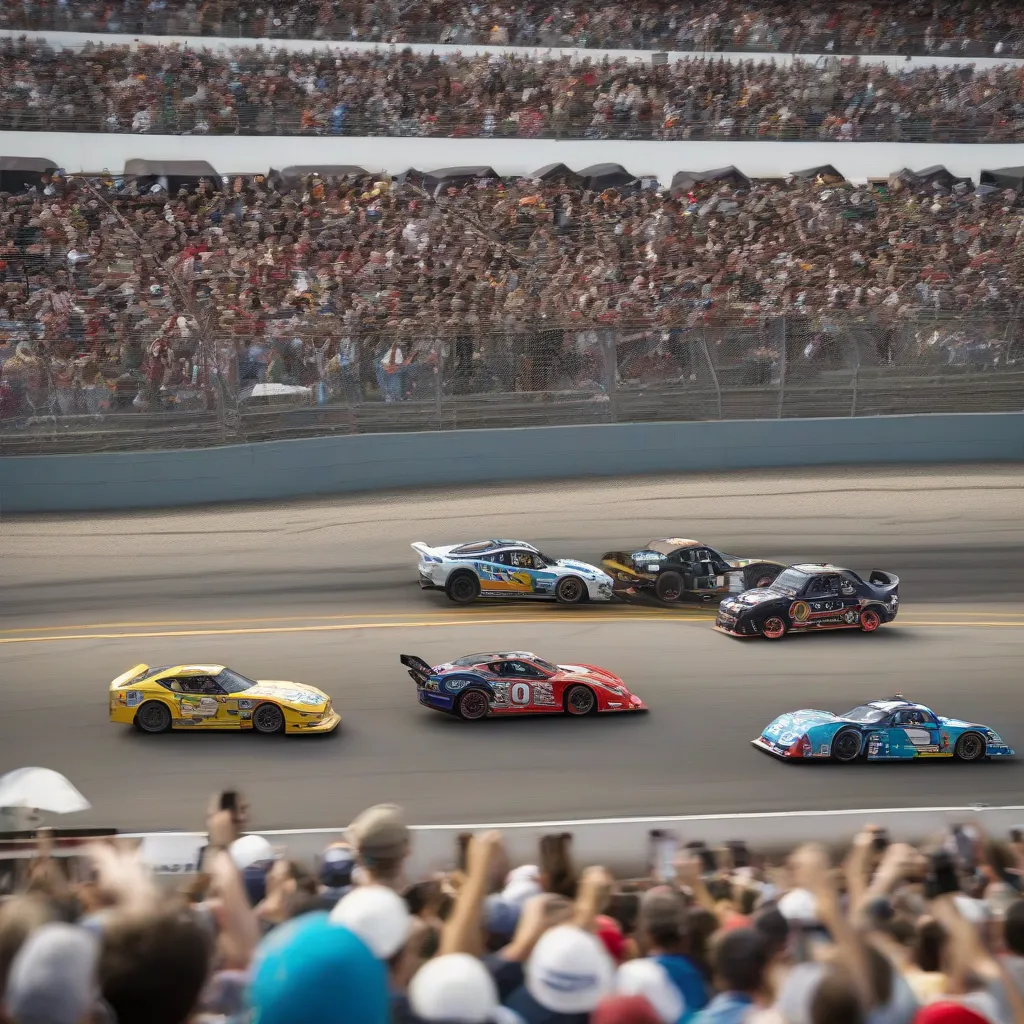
[507,924,614,1019]
[229,834,274,871]
[3,923,99,1024]
[408,953,522,1023]
[249,911,389,1024]
[639,888,686,938]
[615,959,684,1024]
[347,804,410,862]
[320,843,357,887]
[329,883,412,958]
[778,888,818,925]
[484,894,521,939]
[591,995,661,1024]
[914,1003,992,1024]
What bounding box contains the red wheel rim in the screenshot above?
[763,617,786,639]
[860,610,881,632]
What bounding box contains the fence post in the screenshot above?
[434,337,444,430]
[850,326,862,418]
[700,329,722,420]
[776,316,787,419]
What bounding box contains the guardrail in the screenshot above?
[1,411,1022,513]
[4,807,1021,879]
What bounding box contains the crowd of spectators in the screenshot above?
[2,0,1024,57]
[4,802,1024,1024]
[0,164,1019,418]
[3,39,1024,142]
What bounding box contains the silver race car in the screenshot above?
[413,539,615,605]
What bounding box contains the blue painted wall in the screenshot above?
[2,413,1021,513]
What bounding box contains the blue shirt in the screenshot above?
[654,954,710,1022]
[692,992,755,1024]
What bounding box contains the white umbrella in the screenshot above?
[0,768,91,814]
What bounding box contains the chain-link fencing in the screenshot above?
[2,312,1022,454]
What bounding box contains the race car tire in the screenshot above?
[457,689,490,721]
[555,576,587,604]
[745,564,780,589]
[654,571,683,603]
[954,732,986,762]
[135,700,171,734]
[859,609,882,633]
[445,571,481,604]
[564,684,597,716]
[253,702,285,734]
[831,728,863,762]
[761,616,788,640]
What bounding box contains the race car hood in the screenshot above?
[553,558,609,579]
[936,715,1000,735]
[250,680,330,707]
[721,588,782,610]
[762,709,839,743]
[556,664,628,690]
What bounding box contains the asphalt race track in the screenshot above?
[1,464,1022,832]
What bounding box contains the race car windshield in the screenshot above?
[841,705,888,724]
[770,569,810,595]
[530,657,558,672]
[215,668,258,693]
[535,553,557,567]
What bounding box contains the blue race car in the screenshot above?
[753,696,1013,763]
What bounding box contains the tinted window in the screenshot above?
[508,551,536,569]
[487,551,509,565]
[841,705,887,724]
[770,569,810,595]
[215,669,257,693]
[451,541,496,555]
[507,661,546,677]
[452,654,493,667]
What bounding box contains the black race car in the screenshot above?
[601,538,785,604]
[715,563,900,640]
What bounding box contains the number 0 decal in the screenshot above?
[510,682,532,705]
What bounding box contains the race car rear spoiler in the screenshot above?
[868,569,899,591]
[400,654,433,687]
[411,542,443,561]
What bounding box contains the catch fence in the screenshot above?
[2,9,1022,59]
[2,312,1021,455]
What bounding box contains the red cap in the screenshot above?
[915,1003,990,1024]
[595,914,626,963]
[591,995,661,1024]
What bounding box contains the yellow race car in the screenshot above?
[109,663,340,736]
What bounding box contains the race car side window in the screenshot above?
[506,660,546,677]
[487,551,509,565]
[509,551,535,569]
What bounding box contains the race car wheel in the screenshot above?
[955,732,986,762]
[761,616,788,640]
[654,571,683,603]
[859,609,881,633]
[555,576,586,604]
[564,685,597,716]
[136,700,171,734]
[457,689,490,721]
[253,703,285,734]
[831,728,863,762]
[446,571,481,604]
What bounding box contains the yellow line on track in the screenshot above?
[1,617,1023,645]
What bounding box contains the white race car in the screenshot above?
[413,539,615,605]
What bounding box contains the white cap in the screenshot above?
[778,888,817,925]
[525,925,614,1014]
[229,834,274,871]
[409,953,524,1023]
[503,878,542,908]
[616,959,685,1024]
[329,884,411,959]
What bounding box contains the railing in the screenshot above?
[1,108,1019,144]
[1,7,1023,59]
[2,313,1021,455]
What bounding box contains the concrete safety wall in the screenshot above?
[2,412,1022,514]
[6,129,1024,184]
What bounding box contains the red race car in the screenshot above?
[400,651,647,720]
